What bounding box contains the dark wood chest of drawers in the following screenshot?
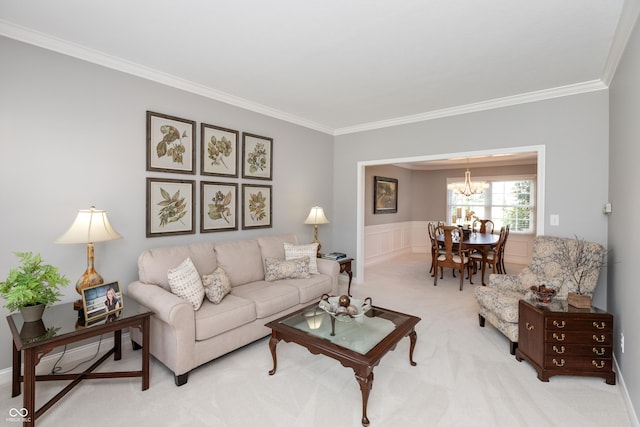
[515,299,616,385]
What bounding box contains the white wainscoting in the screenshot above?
[364,221,534,267]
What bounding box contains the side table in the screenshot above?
[515,299,615,385]
[6,301,153,426]
[337,258,354,296]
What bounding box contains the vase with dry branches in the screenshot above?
[557,236,606,308]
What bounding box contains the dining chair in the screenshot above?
[434,225,473,290]
[469,226,506,281]
[472,219,494,234]
[428,222,446,277]
[497,224,510,274]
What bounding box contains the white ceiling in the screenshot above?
[0,1,636,136]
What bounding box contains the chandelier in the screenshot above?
[448,163,489,197]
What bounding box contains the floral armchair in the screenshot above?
[474,235,605,354]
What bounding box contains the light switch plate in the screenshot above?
[550,214,559,226]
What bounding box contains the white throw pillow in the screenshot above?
[202,267,232,304]
[284,242,319,274]
[167,257,205,310]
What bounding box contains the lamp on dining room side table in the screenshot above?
[304,206,329,253]
[55,206,122,309]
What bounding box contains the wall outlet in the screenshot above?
[550,214,560,226]
[621,332,625,353]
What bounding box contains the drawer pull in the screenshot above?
[552,333,565,342]
[593,348,606,356]
[592,360,606,369]
[552,345,565,354]
[553,358,565,367]
[553,320,566,328]
[526,322,534,331]
[593,334,606,343]
[593,321,606,330]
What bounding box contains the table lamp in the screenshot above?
[304,206,329,253]
[55,207,122,307]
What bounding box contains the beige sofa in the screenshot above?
[127,234,339,386]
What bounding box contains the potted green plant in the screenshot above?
[0,252,69,322]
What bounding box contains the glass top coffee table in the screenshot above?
[265,301,421,426]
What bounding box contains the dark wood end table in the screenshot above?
[337,257,354,295]
[266,302,420,426]
[6,301,153,426]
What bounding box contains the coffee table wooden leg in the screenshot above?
[356,371,374,426]
[268,333,280,375]
[408,329,417,366]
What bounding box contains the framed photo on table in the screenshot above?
[201,123,239,177]
[201,181,238,232]
[242,133,273,180]
[81,281,124,323]
[373,176,398,214]
[242,184,272,229]
[147,178,196,237]
[146,111,196,174]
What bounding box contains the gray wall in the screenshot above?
[609,13,640,421]
[0,37,334,369]
[334,92,609,258]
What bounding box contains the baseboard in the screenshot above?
[614,355,640,427]
[0,332,130,385]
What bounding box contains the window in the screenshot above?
[447,176,535,233]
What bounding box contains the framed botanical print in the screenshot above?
[146,111,196,174]
[373,176,398,214]
[200,181,238,232]
[146,178,195,237]
[242,184,272,229]
[242,133,273,180]
[201,123,239,177]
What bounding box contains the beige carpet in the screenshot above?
[1,254,633,426]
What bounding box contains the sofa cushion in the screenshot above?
[284,242,319,274]
[167,258,205,310]
[475,287,522,323]
[138,242,216,291]
[284,274,333,303]
[257,234,298,260]
[194,295,256,340]
[231,281,299,319]
[202,267,232,304]
[264,257,310,281]
[215,239,264,286]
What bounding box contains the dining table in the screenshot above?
[436,231,500,285]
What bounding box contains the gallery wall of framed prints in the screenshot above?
[145,111,273,237]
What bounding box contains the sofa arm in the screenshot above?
[127,280,195,333]
[316,258,340,294]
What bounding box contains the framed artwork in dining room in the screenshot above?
[373,176,398,214]
[242,133,273,180]
[201,123,239,177]
[200,181,238,232]
[146,111,196,174]
[146,178,196,237]
[242,184,272,229]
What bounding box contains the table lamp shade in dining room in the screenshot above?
[55,206,122,295]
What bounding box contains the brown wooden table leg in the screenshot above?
[12,340,21,397]
[408,329,417,366]
[142,317,150,391]
[23,348,36,427]
[114,329,122,361]
[268,333,280,375]
[356,371,374,426]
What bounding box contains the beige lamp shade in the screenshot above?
[55,207,122,244]
[304,206,329,225]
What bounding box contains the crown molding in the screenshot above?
[0,20,335,135]
[0,19,616,138]
[333,80,608,135]
[601,0,640,86]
